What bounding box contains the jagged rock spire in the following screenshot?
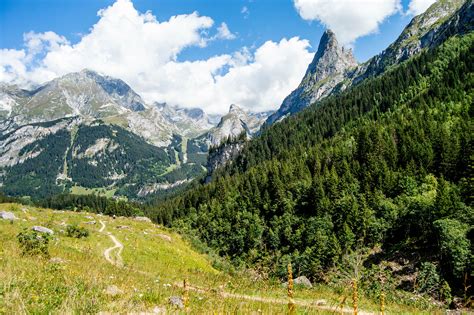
[305,29,357,83]
[265,29,358,125]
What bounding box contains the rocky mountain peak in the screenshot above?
[205,104,271,146]
[305,29,357,82]
[229,104,243,113]
[265,29,358,125]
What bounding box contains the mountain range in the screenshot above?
[0,71,271,199]
[1,0,472,200]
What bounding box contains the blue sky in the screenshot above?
[0,0,433,114]
[1,0,415,61]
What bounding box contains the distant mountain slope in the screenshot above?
[4,69,146,126]
[0,70,274,199]
[0,117,206,199]
[0,70,216,147]
[155,102,214,138]
[266,0,471,125]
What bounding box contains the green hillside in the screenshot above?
[0,121,207,199]
[0,203,434,313]
[150,33,473,307]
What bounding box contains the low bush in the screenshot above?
[66,224,89,239]
[17,229,50,257]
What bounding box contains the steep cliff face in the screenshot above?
[206,104,271,146]
[205,141,245,181]
[266,30,358,125]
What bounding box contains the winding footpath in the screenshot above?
[99,220,124,267]
[97,219,372,314]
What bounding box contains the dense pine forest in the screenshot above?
[147,33,473,302]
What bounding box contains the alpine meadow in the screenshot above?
[0,0,473,313]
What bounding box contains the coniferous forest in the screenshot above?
[146,33,473,300]
[2,0,474,313]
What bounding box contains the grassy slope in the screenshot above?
[0,203,432,314]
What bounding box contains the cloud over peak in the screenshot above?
[0,0,312,115]
[406,0,436,16]
[293,0,401,45]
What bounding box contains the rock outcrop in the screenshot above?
[0,211,17,220]
[266,30,358,125]
[32,226,54,235]
[206,104,271,146]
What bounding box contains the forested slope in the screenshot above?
[151,33,473,301]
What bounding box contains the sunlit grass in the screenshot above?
[0,203,435,314]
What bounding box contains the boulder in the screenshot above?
[104,285,123,296]
[0,211,17,220]
[49,257,66,264]
[151,306,166,314]
[135,216,152,222]
[158,234,172,242]
[32,226,54,235]
[282,276,313,288]
[294,276,313,288]
[168,296,184,309]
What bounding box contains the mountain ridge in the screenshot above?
[266,0,471,125]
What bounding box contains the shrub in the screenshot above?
[66,224,89,239]
[417,262,440,295]
[17,229,50,257]
[433,219,471,279]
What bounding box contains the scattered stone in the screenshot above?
[0,211,17,220]
[21,207,28,213]
[104,285,123,296]
[32,226,54,235]
[294,276,312,288]
[143,231,148,235]
[28,216,37,221]
[168,296,184,309]
[49,257,66,264]
[151,306,166,314]
[282,276,312,288]
[157,234,172,242]
[85,220,97,225]
[314,299,327,306]
[84,215,94,219]
[135,216,152,222]
[59,221,68,226]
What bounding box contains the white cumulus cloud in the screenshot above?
[406,0,436,16]
[0,0,313,115]
[293,0,401,45]
[215,22,237,40]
